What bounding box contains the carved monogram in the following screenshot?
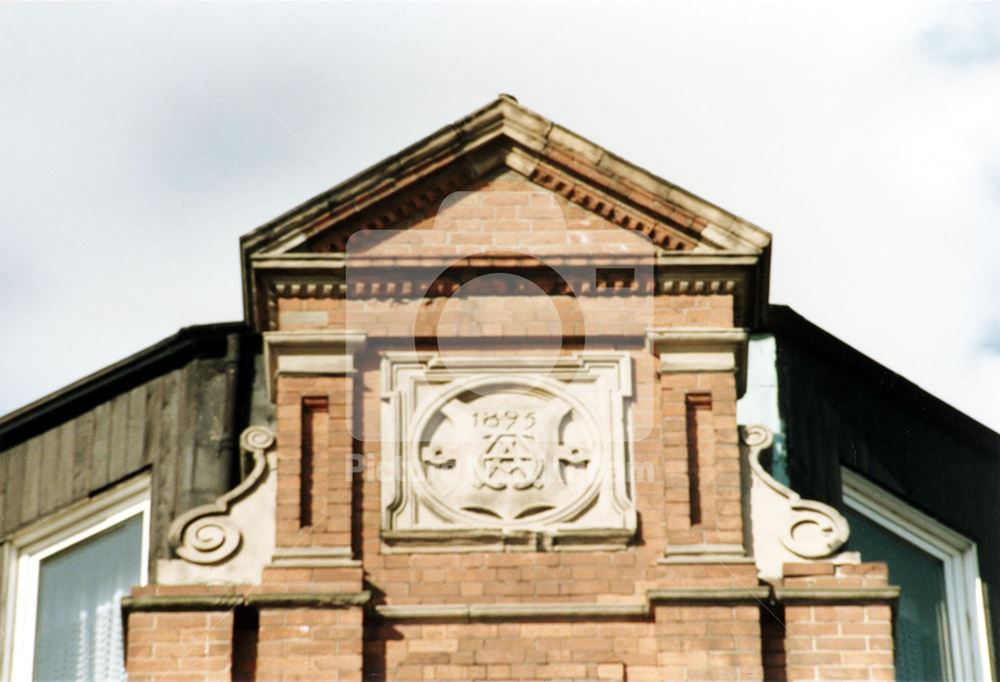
[381,353,637,548]
[418,389,595,523]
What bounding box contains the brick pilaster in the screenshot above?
[660,371,744,552]
[275,374,355,550]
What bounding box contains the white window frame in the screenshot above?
[2,474,150,682]
[841,467,994,682]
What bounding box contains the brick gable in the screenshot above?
[125,97,898,682]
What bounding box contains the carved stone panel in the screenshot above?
[381,354,636,549]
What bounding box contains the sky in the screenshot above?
[1,2,998,432]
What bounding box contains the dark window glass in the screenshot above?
[845,507,950,682]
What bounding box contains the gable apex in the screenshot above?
[240,96,773,329]
[240,95,771,259]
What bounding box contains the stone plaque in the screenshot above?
[381,353,636,549]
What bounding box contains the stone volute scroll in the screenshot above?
[381,353,637,550]
[158,425,278,585]
[744,424,857,579]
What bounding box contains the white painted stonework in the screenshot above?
[157,426,277,585]
[744,425,858,579]
[381,353,636,549]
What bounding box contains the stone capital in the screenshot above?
[646,327,748,395]
[263,330,367,400]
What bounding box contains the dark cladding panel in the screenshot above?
[770,305,1000,661]
[0,325,272,579]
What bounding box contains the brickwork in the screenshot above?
[125,610,233,682]
[369,606,764,682]
[256,607,364,682]
[278,292,733,339]
[259,566,363,593]
[274,172,734,336]
[312,171,661,258]
[661,372,743,549]
[274,375,355,549]
[780,563,896,682]
[351,346,761,603]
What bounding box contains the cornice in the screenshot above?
[121,594,243,612]
[375,602,648,622]
[523,160,703,250]
[646,328,748,348]
[279,144,742,257]
[647,587,771,603]
[243,592,371,608]
[247,251,766,332]
[270,546,360,568]
[121,585,895,618]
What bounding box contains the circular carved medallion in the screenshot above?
[414,381,601,526]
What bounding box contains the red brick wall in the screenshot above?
[780,563,896,682]
[350,347,758,606]
[370,606,763,682]
[784,603,894,681]
[276,294,733,336]
[256,607,363,682]
[126,610,233,682]
[274,375,354,549]
[275,171,733,336]
[660,372,743,549]
[311,170,660,258]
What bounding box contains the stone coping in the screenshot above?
[375,602,649,622]
[121,590,371,613]
[376,587,772,622]
[121,585,897,620]
[773,586,900,603]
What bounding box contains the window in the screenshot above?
[3,475,149,682]
[841,467,993,682]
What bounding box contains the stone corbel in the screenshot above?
[262,330,367,400]
[744,424,857,580]
[158,426,277,585]
[646,328,748,396]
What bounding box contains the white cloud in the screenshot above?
[1,2,997,430]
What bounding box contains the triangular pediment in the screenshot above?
[240,95,770,260]
[240,96,773,330]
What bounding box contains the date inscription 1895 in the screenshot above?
[471,410,536,431]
